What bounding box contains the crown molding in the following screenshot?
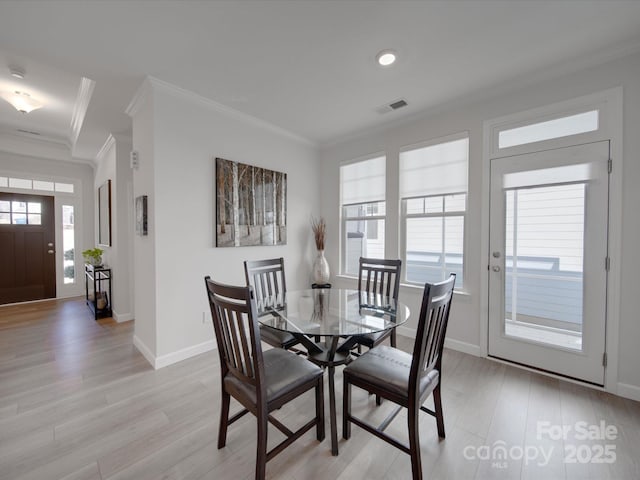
[125,78,152,118]
[94,132,133,166]
[95,133,116,165]
[145,76,316,148]
[69,76,96,147]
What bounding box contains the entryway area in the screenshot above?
[0,192,56,305]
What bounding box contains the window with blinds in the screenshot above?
[340,156,386,276]
[399,135,468,288]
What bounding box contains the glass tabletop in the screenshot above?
[256,288,409,337]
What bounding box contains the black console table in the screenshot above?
[85,264,112,320]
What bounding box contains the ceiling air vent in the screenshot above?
[17,129,41,136]
[375,98,408,114]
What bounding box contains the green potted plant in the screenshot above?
[82,247,104,267]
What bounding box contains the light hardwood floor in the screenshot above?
[1,297,639,480]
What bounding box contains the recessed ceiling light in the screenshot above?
[376,50,397,67]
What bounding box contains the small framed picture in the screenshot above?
[135,195,148,236]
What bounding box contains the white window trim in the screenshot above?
[399,131,469,291]
[481,87,623,395]
[488,90,616,159]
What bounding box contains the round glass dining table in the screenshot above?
[256,288,410,456]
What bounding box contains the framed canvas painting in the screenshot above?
[215,157,287,247]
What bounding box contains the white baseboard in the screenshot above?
[133,334,156,368]
[113,311,134,323]
[396,326,481,357]
[396,325,416,338]
[133,335,216,370]
[154,340,216,369]
[444,338,482,357]
[617,382,640,402]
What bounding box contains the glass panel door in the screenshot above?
[488,142,609,385]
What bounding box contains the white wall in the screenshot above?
[0,150,94,299]
[319,52,640,398]
[129,78,320,366]
[130,91,157,362]
[94,134,134,322]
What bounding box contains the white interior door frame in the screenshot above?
[480,87,623,393]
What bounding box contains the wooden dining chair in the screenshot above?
[244,258,301,352]
[351,257,402,351]
[342,274,456,480]
[204,277,325,480]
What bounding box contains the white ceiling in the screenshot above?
[1,0,640,162]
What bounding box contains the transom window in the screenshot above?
[340,155,386,276]
[400,134,468,288]
[498,110,599,149]
[0,176,74,193]
[0,200,42,225]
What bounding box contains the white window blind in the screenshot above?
[340,156,385,205]
[399,137,468,198]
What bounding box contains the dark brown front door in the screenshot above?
[0,192,56,305]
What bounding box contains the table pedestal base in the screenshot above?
[295,335,352,456]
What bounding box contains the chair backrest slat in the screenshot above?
[410,274,456,397]
[358,258,402,302]
[245,258,286,303]
[205,276,264,388]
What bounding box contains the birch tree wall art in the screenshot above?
[215,157,287,247]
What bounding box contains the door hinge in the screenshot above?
[603,352,608,367]
[605,257,611,271]
[608,158,613,174]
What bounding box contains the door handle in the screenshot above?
[492,266,501,272]
[47,250,54,254]
[48,242,54,247]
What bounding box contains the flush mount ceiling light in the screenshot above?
[376,49,397,67]
[1,90,44,113]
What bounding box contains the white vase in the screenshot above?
[313,250,330,284]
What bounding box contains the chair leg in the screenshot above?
[408,406,423,480]
[316,378,325,441]
[256,411,268,480]
[433,383,446,438]
[342,378,351,439]
[390,329,397,348]
[375,394,382,406]
[218,391,230,448]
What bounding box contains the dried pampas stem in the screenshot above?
[310,215,326,251]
